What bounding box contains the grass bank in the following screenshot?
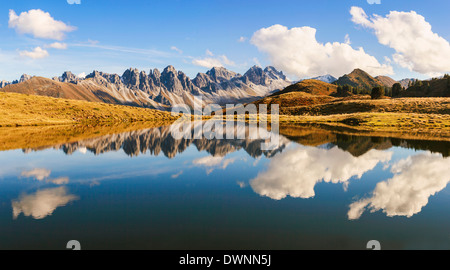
[0,91,178,127]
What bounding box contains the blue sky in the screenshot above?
[1,0,450,81]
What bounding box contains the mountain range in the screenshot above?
[3,65,444,111]
[0,66,291,110]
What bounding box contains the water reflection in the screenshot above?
[21,168,70,185]
[4,123,450,222]
[348,152,450,219]
[12,187,78,220]
[32,124,289,159]
[250,146,392,200]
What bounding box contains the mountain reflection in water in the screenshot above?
[1,123,449,250]
[21,124,450,159]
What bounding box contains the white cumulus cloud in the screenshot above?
[350,6,450,76]
[348,152,450,220]
[19,47,49,59]
[9,9,76,40]
[250,24,393,79]
[250,146,392,200]
[45,42,68,50]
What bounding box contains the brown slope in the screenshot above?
[0,76,163,109]
[1,77,104,102]
[279,79,337,96]
[334,69,384,90]
[375,76,397,88]
[252,80,337,112]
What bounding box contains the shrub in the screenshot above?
[371,87,385,99]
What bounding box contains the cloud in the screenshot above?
[170,46,183,54]
[20,168,69,185]
[237,181,247,188]
[238,36,247,43]
[19,47,49,59]
[367,0,381,4]
[250,146,392,200]
[12,187,79,220]
[67,0,81,4]
[48,177,70,185]
[351,6,450,76]
[348,152,450,220]
[251,24,393,79]
[193,156,236,174]
[77,72,86,79]
[206,49,214,56]
[72,42,171,58]
[171,170,183,179]
[192,51,235,68]
[9,9,76,40]
[21,168,51,181]
[45,42,68,50]
[344,34,351,45]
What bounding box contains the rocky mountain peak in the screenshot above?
[206,67,238,83]
[60,71,78,83]
[244,65,268,85]
[19,74,32,83]
[151,68,161,78]
[0,80,10,88]
[264,66,286,81]
[86,70,102,79]
[163,65,177,74]
[122,68,140,89]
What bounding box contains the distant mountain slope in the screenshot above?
[376,76,397,88]
[274,79,337,96]
[399,78,418,89]
[1,66,291,110]
[1,77,104,103]
[252,80,337,112]
[334,69,384,90]
[297,75,337,84]
[311,75,337,84]
[0,76,165,109]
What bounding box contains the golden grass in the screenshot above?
[278,113,450,139]
[282,97,450,116]
[0,91,178,127]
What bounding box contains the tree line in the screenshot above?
[336,74,450,99]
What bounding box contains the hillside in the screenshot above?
[334,69,385,90]
[376,76,397,88]
[402,77,450,97]
[0,76,165,109]
[271,79,337,96]
[1,77,103,102]
[0,91,178,127]
[281,97,450,116]
[252,80,337,111]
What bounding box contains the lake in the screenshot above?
[0,123,449,250]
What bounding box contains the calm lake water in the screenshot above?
[0,123,449,250]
